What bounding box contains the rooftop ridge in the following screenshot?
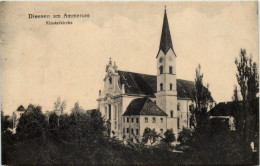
[118,70,193,82]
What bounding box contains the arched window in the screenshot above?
[169,66,173,74]
[109,77,112,84]
[170,110,174,118]
[160,83,163,91]
[159,66,163,74]
[170,83,173,90]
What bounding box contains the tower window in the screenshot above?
[109,77,112,84]
[171,111,173,118]
[136,129,139,135]
[169,66,173,74]
[170,83,173,90]
[160,83,163,91]
[177,103,180,111]
[159,66,163,74]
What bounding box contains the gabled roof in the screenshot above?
[117,70,214,101]
[210,97,258,117]
[123,97,167,116]
[17,105,25,112]
[157,9,176,58]
[209,101,244,117]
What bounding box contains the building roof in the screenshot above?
[157,9,176,57]
[123,97,167,116]
[17,105,25,112]
[118,70,214,101]
[209,101,241,116]
[209,98,259,117]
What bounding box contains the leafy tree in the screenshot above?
[162,129,175,146]
[234,49,259,145]
[54,97,66,115]
[53,97,66,126]
[1,111,13,133]
[2,111,15,165]
[142,128,159,145]
[190,64,211,133]
[177,128,193,146]
[16,104,47,140]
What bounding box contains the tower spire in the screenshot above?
[157,7,175,57]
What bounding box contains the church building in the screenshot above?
[97,8,214,142]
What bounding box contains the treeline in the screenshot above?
[2,102,257,165]
[2,103,191,165]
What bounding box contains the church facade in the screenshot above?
[97,9,214,142]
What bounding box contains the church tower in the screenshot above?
[155,7,178,135]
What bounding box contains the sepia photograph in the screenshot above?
[0,1,259,165]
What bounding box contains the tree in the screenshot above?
[190,64,211,132]
[1,111,13,133]
[177,128,193,146]
[2,111,15,165]
[54,97,66,115]
[142,128,159,145]
[16,104,47,140]
[234,49,259,145]
[53,97,66,126]
[162,129,175,146]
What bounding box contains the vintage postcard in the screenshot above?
[0,1,259,165]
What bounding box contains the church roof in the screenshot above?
[122,97,167,116]
[118,70,156,97]
[118,70,214,101]
[157,8,176,57]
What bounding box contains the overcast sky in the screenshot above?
[0,1,258,115]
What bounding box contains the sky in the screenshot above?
[0,1,258,115]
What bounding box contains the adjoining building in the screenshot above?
[12,105,25,133]
[209,101,237,131]
[97,8,214,141]
[122,97,167,143]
